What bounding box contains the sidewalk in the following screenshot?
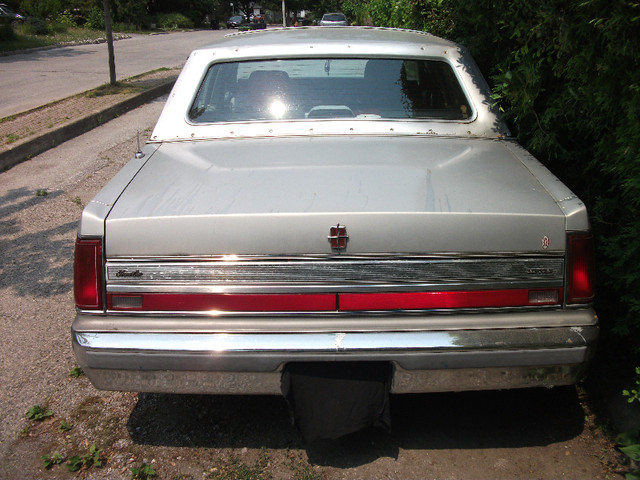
[0,68,179,172]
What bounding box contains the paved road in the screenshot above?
[0,29,228,118]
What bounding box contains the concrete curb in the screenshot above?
[0,79,174,173]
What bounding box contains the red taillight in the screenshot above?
[340,288,562,311]
[106,289,562,313]
[567,233,595,304]
[74,237,104,310]
[108,293,335,312]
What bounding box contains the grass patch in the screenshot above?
[0,25,128,53]
[128,67,172,80]
[0,33,51,51]
[206,450,271,480]
[85,81,145,97]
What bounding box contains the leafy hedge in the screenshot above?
[0,17,15,41]
[344,0,640,353]
[155,12,193,30]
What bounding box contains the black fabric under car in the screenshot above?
[281,362,392,443]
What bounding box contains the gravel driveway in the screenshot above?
[0,98,623,480]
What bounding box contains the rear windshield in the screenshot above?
[322,14,346,21]
[188,58,472,123]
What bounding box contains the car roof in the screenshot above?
[195,26,457,53]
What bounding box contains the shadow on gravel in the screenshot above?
[127,394,297,448]
[0,186,76,296]
[127,386,585,468]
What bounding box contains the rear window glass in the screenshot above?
[322,14,346,21]
[188,58,472,123]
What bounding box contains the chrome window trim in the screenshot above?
[185,56,478,127]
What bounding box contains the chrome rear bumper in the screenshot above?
[72,310,597,394]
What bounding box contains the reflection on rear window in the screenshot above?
[189,58,472,123]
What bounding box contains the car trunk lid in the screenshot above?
[105,136,566,257]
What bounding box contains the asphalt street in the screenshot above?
[0,29,227,118]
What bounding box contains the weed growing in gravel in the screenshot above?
[67,443,103,472]
[286,451,322,480]
[205,449,271,480]
[623,367,640,404]
[617,429,640,480]
[131,462,157,479]
[58,420,73,432]
[25,405,53,421]
[42,452,64,470]
[35,189,48,197]
[69,366,84,377]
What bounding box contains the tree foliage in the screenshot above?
[19,0,62,20]
[113,0,147,28]
[342,0,454,35]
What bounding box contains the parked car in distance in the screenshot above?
[0,3,24,21]
[319,12,348,26]
[238,14,266,30]
[73,27,597,400]
[226,14,245,28]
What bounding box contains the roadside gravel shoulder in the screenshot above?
[0,68,178,173]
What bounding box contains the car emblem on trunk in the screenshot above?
[542,235,550,250]
[328,224,349,251]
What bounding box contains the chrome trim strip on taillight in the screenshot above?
[105,255,565,295]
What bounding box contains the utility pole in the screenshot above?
[103,0,116,85]
[282,0,286,27]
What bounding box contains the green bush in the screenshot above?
[55,9,76,27]
[19,0,61,21]
[85,6,104,30]
[156,12,193,30]
[342,0,455,36]
[114,0,148,29]
[48,10,75,33]
[0,17,15,41]
[23,16,49,34]
[111,22,135,31]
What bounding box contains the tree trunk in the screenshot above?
[103,0,116,85]
[282,0,286,27]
